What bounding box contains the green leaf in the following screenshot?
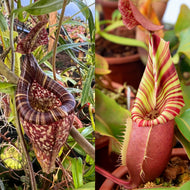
[95,54,111,75]
[81,66,95,106]
[95,11,100,33]
[0,12,8,32]
[58,36,88,70]
[95,89,130,142]
[181,83,190,112]
[98,31,148,50]
[75,182,95,190]
[13,0,64,16]
[71,0,90,20]
[72,157,83,188]
[43,70,62,81]
[83,164,95,178]
[175,125,190,160]
[164,30,179,52]
[180,180,190,190]
[104,20,124,33]
[0,82,16,95]
[81,126,94,137]
[17,0,31,22]
[175,109,190,142]
[175,4,190,33]
[87,8,95,43]
[176,27,190,60]
[5,50,21,77]
[39,42,88,70]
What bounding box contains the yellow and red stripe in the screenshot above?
[132,34,185,127]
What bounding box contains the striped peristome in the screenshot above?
[16,54,75,125]
[131,34,185,127]
[16,54,76,173]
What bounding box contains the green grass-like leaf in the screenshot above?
[72,157,83,188]
[0,12,8,32]
[13,0,64,16]
[99,31,148,50]
[175,125,190,160]
[175,109,190,142]
[81,66,95,106]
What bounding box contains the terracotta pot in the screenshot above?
[105,53,145,89]
[99,148,188,189]
[96,0,118,20]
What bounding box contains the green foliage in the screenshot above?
[13,0,65,16]
[75,182,95,190]
[17,0,31,22]
[99,30,148,50]
[39,42,89,70]
[175,5,190,34]
[0,144,25,170]
[72,157,83,188]
[95,89,130,142]
[0,82,16,95]
[175,109,190,142]
[175,125,190,160]
[81,65,95,106]
[95,54,111,75]
[0,12,8,31]
[95,11,148,50]
[176,28,190,60]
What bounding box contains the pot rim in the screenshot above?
[105,53,140,65]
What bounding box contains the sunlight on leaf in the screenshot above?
[176,27,190,60]
[175,4,190,33]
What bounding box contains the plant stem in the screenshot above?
[0,59,18,84]
[70,126,95,160]
[4,0,11,15]
[13,96,37,190]
[89,104,95,130]
[10,0,15,72]
[52,0,68,80]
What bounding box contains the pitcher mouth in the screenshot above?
[144,109,160,120]
[131,34,184,127]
